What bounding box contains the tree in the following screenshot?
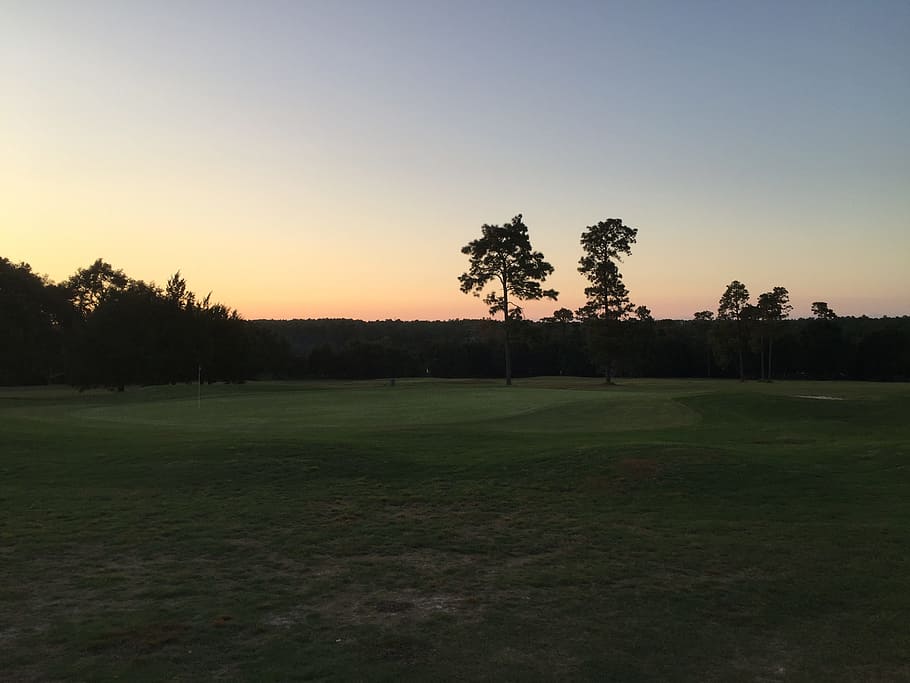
[163,271,200,382]
[626,305,655,374]
[543,307,576,375]
[544,307,575,324]
[0,258,73,384]
[811,301,837,319]
[804,301,841,379]
[756,286,792,381]
[459,214,557,385]
[165,270,196,310]
[693,310,715,377]
[65,258,129,315]
[717,280,750,381]
[577,218,638,383]
[74,279,167,390]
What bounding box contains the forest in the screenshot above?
[2,254,908,388]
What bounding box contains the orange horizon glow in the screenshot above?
[7,248,905,323]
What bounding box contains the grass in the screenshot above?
[2,377,909,681]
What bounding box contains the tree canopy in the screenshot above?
[756,286,792,381]
[65,258,129,316]
[576,219,638,322]
[576,218,638,382]
[717,280,751,381]
[757,287,792,323]
[811,301,837,319]
[459,214,557,384]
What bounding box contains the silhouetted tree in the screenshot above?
[459,214,557,385]
[576,218,638,383]
[811,301,837,319]
[625,307,656,374]
[717,280,750,381]
[542,307,576,375]
[0,258,73,384]
[756,286,792,381]
[74,280,167,389]
[163,271,212,383]
[65,259,129,316]
[692,310,715,377]
[544,307,575,324]
[165,270,196,310]
[800,317,840,378]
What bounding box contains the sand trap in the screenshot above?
[794,395,845,401]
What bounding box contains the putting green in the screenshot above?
[64,381,699,434]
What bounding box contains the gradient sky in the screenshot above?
[3,0,908,320]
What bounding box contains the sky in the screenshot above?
[2,0,908,320]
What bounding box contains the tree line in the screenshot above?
[258,314,909,382]
[0,257,281,388]
[2,243,908,387]
[456,214,895,384]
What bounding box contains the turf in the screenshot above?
[2,378,909,681]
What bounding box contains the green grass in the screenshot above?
[2,378,909,681]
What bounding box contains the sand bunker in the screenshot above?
[794,395,845,401]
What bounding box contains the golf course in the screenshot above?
[2,378,909,681]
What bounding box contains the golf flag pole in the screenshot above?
[198,364,201,408]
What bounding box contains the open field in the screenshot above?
[2,378,910,681]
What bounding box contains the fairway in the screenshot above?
[2,379,910,681]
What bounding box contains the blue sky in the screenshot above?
[3,0,908,319]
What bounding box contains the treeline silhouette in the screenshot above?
[1,257,280,388]
[260,316,910,382]
[2,256,908,387]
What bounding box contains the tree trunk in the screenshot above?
[736,320,746,382]
[759,334,766,381]
[767,336,774,381]
[559,322,568,375]
[602,313,613,385]
[504,322,512,386]
[503,284,512,386]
